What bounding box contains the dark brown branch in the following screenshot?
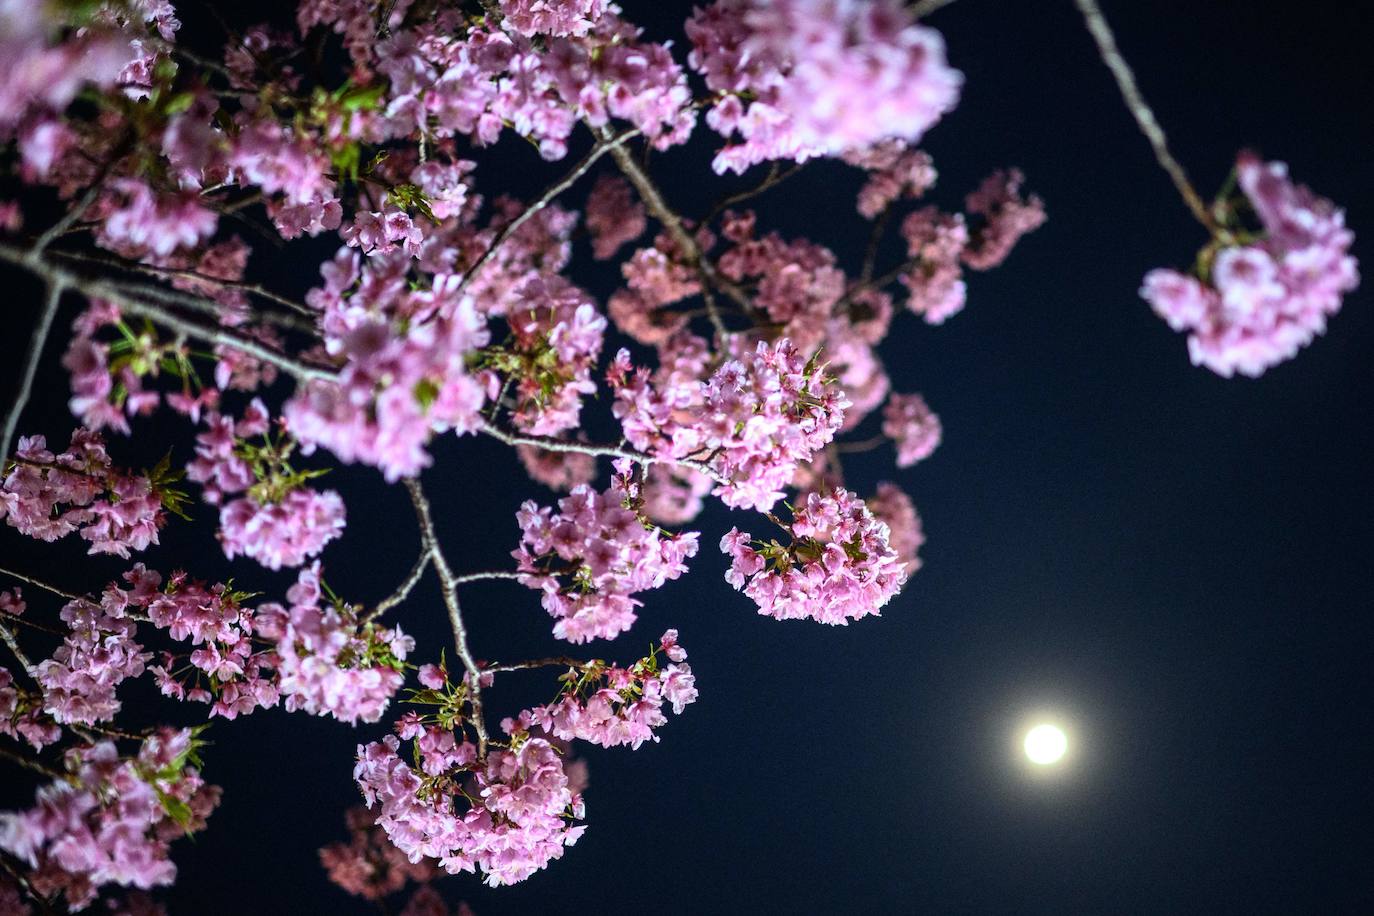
[1073,0,1214,230]
[0,744,63,780]
[601,129,748,339]
[363,546,432,624]
[0,566,81,602]
[911,0,959,19]
[48,249,316,320]
[703,162,805,226]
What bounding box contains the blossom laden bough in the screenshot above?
[1141,153,1359,378]
[722,487,907,625]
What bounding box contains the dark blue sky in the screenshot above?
[3,0,1373,912]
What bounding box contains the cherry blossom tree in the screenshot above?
[0,0,1356,911]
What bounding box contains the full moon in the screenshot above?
[1024,724,1068,765]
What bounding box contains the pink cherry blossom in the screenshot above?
[721,487,907,624]
[515,634,697,750]
[320,807,437,901]
[268,564,410,724]
[1141,153,1359,377]
[882,393,942,467]
[868,482,925,574]
[584,173,647,260]
[1,430,166,557]
[514,464,699,643]
[0,731,219,911]
[688,0,962,173]
[354,729,585,887]
[610,335,849,510]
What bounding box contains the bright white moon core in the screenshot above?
[1023,724,1068,765]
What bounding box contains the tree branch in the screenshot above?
[484,656,590,675]
[910,0,959,19]
[0,744,63,781]
[1,282,64,463]
[0,619,38,679]
[0,243,337,383]
[453,570,522,585]
[403,476,491,757]
[1073,0,1214,230]
[0,566,81,602]
[601,129,747,339]
[363,545,431,624]
[457,126,642,296]
[48,248,316,320]
[479,422,729,485]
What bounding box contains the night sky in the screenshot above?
[3,0,1373,912]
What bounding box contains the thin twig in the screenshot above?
[833,434,887,454]
[30,183,104,259]
[1,282,64,462]
[457,127,642,296]
[1073,0,1214,230]
[0,243,337,383]
[0,566,82,602]
[0,620,38,678]
[109,277,319,335]
[48,249,316,319]
[479,422,729,485]
[0,744,62,780]
[0,614,62,636]
[484,656,590,675]
[910,0,959,19]
[404,477,491,757]
[1,851,59,915]
[453,570,522,585]
[703,162,805,226]
[860,205,896,286]
[601,129,746,340]
[363,548,432,623]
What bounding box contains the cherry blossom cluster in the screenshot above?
[867,482,926,574]
[511,630,697,750]
[1,590,62,748]
[354,727,586,888]
[514,463,700,643]
[187,399,345,569]
[61,301,223,435]
[608,230,704,345]
[610,335,850,510]
[320,806,438,902]
[35,586,152,727]
[0,729,219,911]
[1,430,172,558]
[882,393,943,468]
[142,567,281,721]
[722,487,908,624]
[304,0,694,161]
[584,174,648,260]
[686,0,963,173]
[843,141,938,219]
[1141,154,1359,377]
[497,276,606,436]
[285,278,492,482]
[258,564,412,725]
[897,170,1046,324]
